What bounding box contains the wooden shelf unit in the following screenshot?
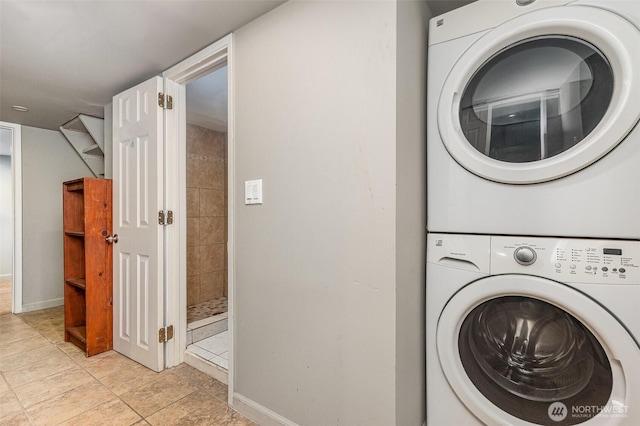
[63,177,113,356]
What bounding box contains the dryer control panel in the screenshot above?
[491,236,640,284]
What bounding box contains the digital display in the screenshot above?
[603,248,622,256]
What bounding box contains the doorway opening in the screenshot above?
[0,123,22,315]
[183,64,230,380]
[161,34,235,396]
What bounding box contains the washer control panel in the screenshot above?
[491,236,640,284]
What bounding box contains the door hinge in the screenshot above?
[158,92,173,110]
[158,210,174,225]
[159,325,174,343]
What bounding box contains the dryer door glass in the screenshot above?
[458,296,613,425]
[460,36,613,163]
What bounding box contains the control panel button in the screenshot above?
[619,268,626,273]
[514,246,537,266]
[555,263,561,268]
[586,265,592,271]
[570,264,576,270]
[602,267,608,272]
[593,267,598,271]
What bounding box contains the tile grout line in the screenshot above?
[0,316,44,426]
[11,311,121,425]
[5,308,248,426]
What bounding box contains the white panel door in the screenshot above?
[112,76,164,372]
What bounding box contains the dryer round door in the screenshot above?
[438,6,640,184]
[437,275,639,425]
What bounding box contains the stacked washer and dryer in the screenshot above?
[426,1,640,425]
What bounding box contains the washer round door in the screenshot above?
[438,5,640,184]
[437,275,639,425]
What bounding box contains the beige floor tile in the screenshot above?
[71,350,144,379]
[26,381,115,426]
[0,409,32,426]
[146,392,256,426]
[13,366,95,407]
[39,326,66,344]
[0,281,11,315]
[57,341,86,355]
[98,362,165,395]
[0,313,25,326]
[1,310,245,426]
[0,375,9,392]
[0,342,62,372]
[0,334,51,358]
[0,324,41,345]
[120,372,197,417]
[170,364,228,402]
[0,317,31,328]
[3,353,77,388]
[0,389,25,422]
[59,398,141,426]
[0,302,12,316]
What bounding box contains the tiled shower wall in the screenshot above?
[186,124,227,307]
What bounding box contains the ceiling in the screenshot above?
[0,0,285,131]
[0,0,474,133]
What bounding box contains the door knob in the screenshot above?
[105,234,119,244]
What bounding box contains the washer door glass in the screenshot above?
[460,36,613,163]
[459,296,612,425]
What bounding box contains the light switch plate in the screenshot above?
[245,179,263,205]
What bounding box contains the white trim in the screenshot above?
[162,34,235,402]
[21,297,63,313]
[0,121,22,314]
[226,35,236,406]
[163,34,231,84]
[233,393,299,426]
[0,274,12,280]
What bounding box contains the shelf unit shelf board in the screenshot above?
[65,278,87,290]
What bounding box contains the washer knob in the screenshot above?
[514,246,537,265]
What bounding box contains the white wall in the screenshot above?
[21,126,92,311]
[233,1,429,424]
[0,155,11,278]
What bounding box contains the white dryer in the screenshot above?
[427,0,640,238]
[426,233,640,425]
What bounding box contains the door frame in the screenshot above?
[0,121,22,314]
[162,34,235,403]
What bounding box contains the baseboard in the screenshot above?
[0,274,12,280]
[232,393,299,426]
[21,297,63,312]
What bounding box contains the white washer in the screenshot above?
[426,233,640,425]
[427,0,640,238]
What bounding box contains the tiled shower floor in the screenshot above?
[187,297,228,324]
